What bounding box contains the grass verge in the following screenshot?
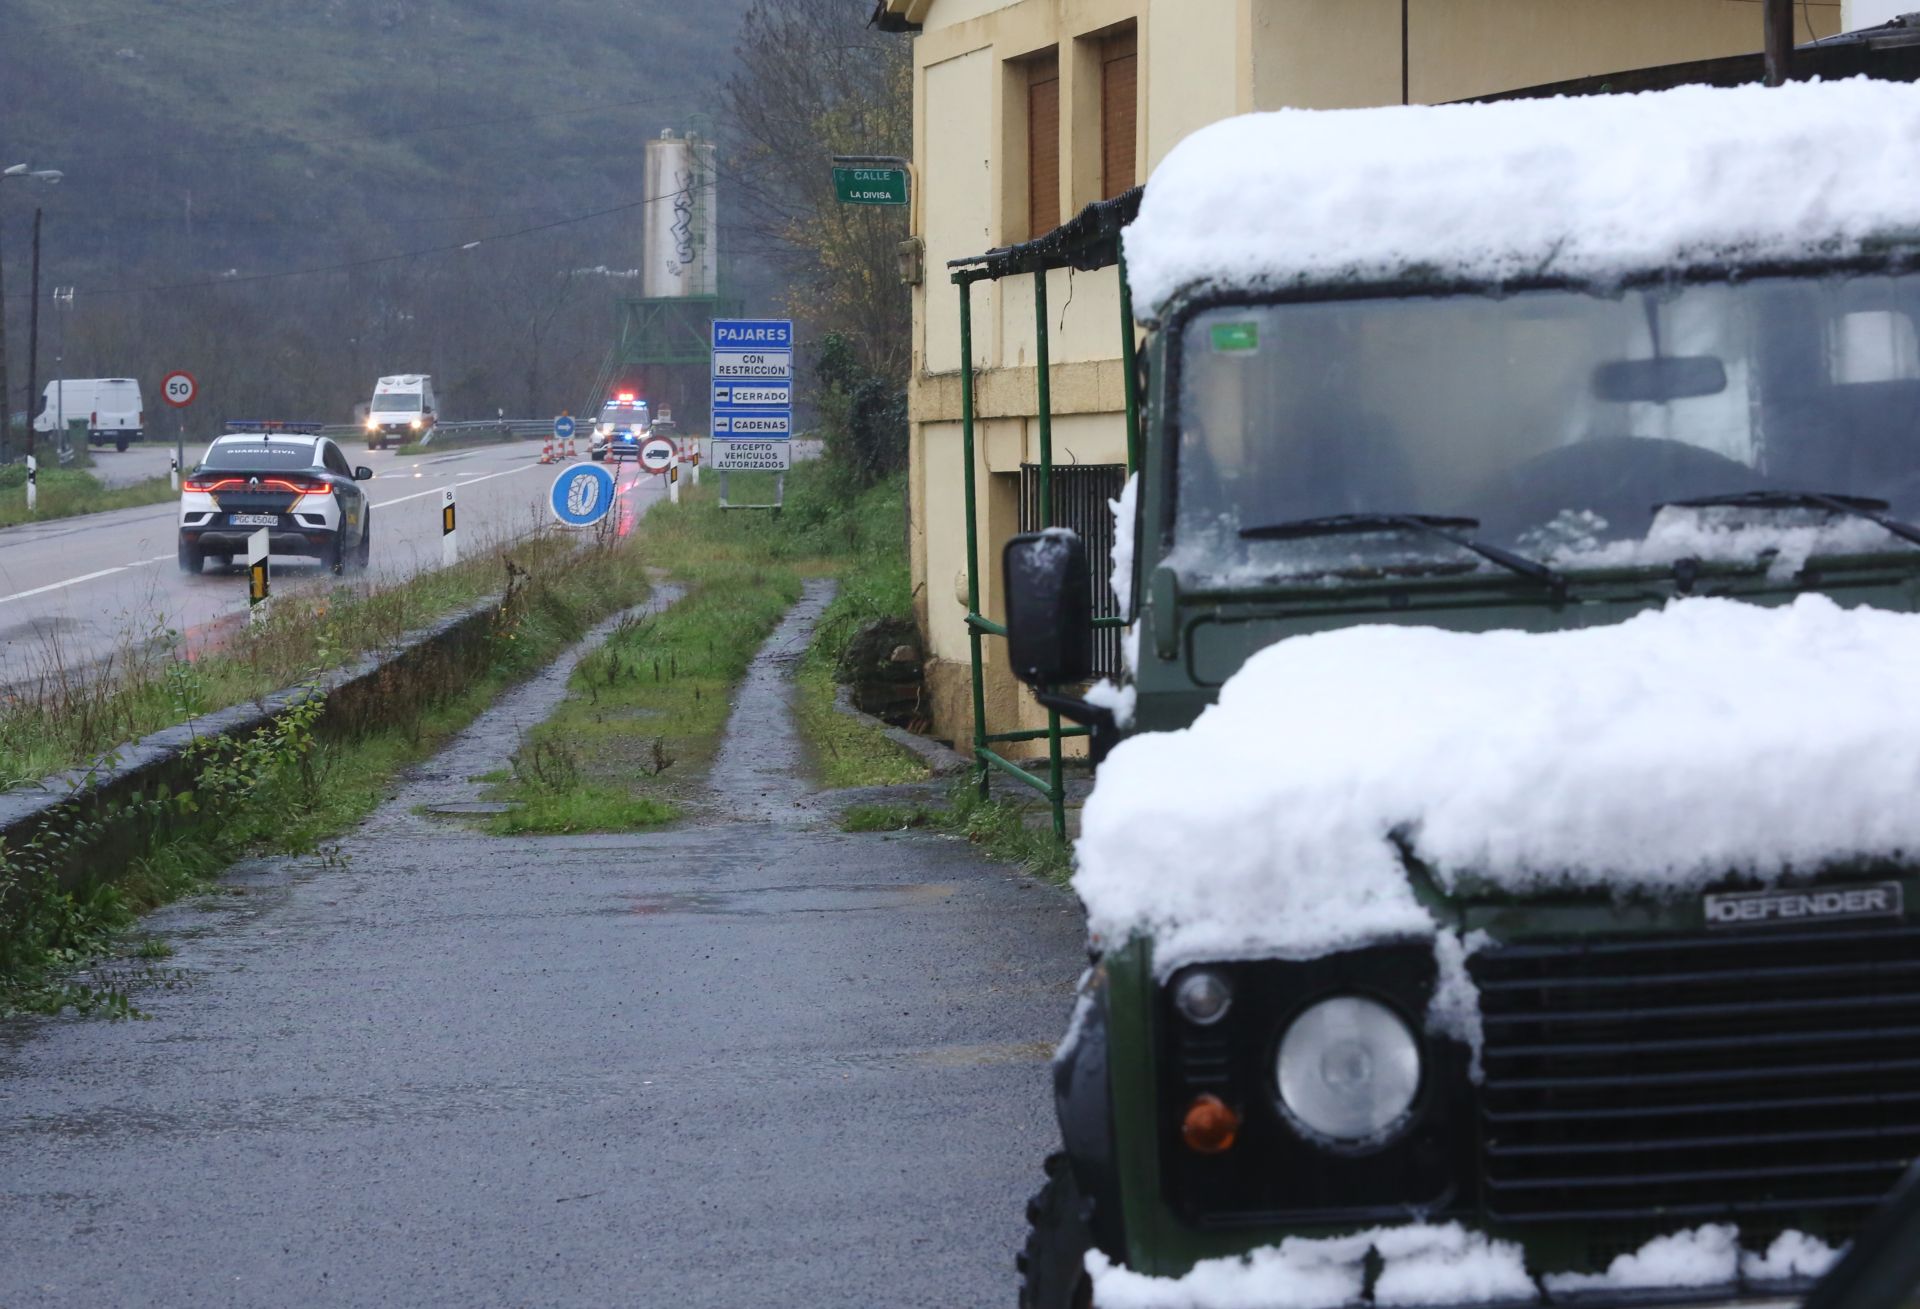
[839,782,1076,884]
[0,530,654,1018]
[0,465,175,529]
[483,461,924,828]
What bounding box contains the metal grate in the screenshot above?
[1472,922,1920,1230]
[1021,463,1125,679]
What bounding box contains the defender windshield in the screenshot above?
[1174,271,1920,585]
[372,392,422,411]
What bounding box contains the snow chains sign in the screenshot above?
[549,463,616,527]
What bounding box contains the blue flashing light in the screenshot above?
[224,420,326,435]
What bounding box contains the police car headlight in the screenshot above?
[1276,996,1420,1144]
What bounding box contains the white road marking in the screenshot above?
[372,461,540,508]
[0,567,130,606]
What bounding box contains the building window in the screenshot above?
[1026,51,1061,239]
[1100,29,1137,199]
[1021,463,1128,678]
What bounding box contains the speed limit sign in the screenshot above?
[161,371,197,408]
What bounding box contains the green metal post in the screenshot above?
[1117,251,1142,475]
[1033,269,1066,841]
[958,277,991,800]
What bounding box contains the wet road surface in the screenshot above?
[0,583,1085,1306]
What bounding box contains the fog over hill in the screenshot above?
[0,0,755,425]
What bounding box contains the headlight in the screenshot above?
[365,418,379,431]
[1172,970,1231,1026]
[1276,996,1420,1144]
[410,417,423,430]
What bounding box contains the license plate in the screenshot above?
[229,513,278,527]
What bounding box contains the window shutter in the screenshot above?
[1101,34,1137,200]
[1028,56,1060,239]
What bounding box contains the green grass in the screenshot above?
[394,427,524,457]
[0,530,657,1017]
[837,782,1076,884]
[487,783,676,836]
[0,466,176,529]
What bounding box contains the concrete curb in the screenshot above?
[830,684,970,777]
[0,594,508,900]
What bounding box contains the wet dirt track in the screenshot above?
[0,583,1086,1307]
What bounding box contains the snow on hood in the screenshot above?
[1123,77,1920,317]
[1074,595,1920,970]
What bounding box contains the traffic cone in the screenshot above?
[540,435,554,464]
[566,434,578,460]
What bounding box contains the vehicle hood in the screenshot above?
[1075,594,1920,973]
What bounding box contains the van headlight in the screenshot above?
[366,418,379,432]
[410,417,422,430]
[1276,996,1421,1144]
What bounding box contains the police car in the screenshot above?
[178,422,373,575]
[590,393,650,462]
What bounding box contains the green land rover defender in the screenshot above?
[1004,77,1920,1309]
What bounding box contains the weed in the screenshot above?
[133,938,174,960]
[838,804,932,833]
[485,785,676,836]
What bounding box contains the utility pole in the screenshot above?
[0,206,10,461]
[1765,0,1796,86]
[26,208,41,461]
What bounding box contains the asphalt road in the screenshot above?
[0,583,1085,1306]
[0,438,671,686]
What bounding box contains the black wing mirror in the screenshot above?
[353,465,373,481]
[1003,530,1093,687]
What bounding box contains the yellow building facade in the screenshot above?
[883,0,1841,754]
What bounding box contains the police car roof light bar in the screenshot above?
[224,420,327,435]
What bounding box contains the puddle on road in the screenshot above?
[624,881,960,917]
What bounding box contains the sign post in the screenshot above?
[710,318,794,511]
[246,527,270,623]
[162,370,196,492]
[554,413,575,460]
[830,155,910,207]
[25,454,36,513]
[441,488,457,566]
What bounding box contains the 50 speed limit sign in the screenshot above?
[161,371,197,408]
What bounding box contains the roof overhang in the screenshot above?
[872,0,929,33]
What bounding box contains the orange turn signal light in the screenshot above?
[1181,1093,1240,1155]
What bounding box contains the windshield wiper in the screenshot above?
[1658,490,1920,550]
[1239,512,1571,597]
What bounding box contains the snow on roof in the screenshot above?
[1075,595,1920,971]
[1123,78,1920,316]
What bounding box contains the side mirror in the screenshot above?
[1003,530,1092,687]
[353,465,373,481]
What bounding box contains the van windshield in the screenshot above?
[373,391,422,411]
[1174,271,1920,585]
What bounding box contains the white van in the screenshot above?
[34,379,144,451]
[364,374,437,450]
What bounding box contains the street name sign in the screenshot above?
[162,370,197,408]
[710,440,792,472]
[831,165,908,207]
[711,318,793,445]
[549,463,615,526]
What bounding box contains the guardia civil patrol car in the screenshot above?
[178,422,373,575]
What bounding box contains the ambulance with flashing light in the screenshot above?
[364,374,437,450]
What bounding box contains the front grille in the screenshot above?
[1472,922,1920,1228]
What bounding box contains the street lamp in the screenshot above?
[0,163,64,461]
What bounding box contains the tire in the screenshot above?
[355,510,372,570]
[321,533,345,576]
[1017,1154,1096,1309]
[177,539,203,575]
[591,449,606,462]
[115,435,129,453]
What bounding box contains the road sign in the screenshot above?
[712,410,792,437]
[554,414,576,441]
[162,371,197,408]
[710,440,793,472]
[831,165,908,207]
[712,318,794,443]
[549,463,616,526]
[639,435,677,473]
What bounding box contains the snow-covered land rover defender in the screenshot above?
[1006,76,1920,1309]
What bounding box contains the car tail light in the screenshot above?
[181,476,332,495]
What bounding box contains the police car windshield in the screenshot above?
[201,441,318,471]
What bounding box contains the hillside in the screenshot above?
[0,0,755,424]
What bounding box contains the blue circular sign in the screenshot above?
[548,463,616,527]
[554,414,576,440]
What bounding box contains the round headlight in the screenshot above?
[1276,996,1421,1144]
[1172,970,1232,1026]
